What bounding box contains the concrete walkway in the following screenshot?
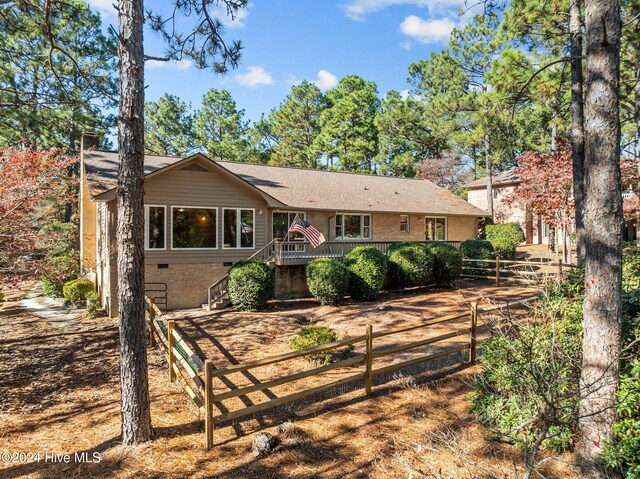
[18,283,90,331]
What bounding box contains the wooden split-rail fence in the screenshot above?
[145,295,538,450]
[461,258,577,286]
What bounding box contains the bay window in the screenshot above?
[171,207,217,249]
[336,213,371,240]
[223,208,255,249]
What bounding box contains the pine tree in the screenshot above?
[145,94,194,156]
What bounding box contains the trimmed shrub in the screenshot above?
[386,242,434,287]
[227,260,275,312]
[290,326,352,365]
[460,239,494,262]
[344,246,388,300]
[485,223,525,245]
[86,291,100,319]
[62,278,95,302]
[428,243,462,284]
[490,236,517,260]
[40,253,79,298]
[306,258,350,305]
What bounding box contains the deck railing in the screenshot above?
[273,240,462,266]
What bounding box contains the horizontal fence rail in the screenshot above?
[144,294,538,450]
[461,258,577,286]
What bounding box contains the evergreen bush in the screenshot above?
[227,260,274,312]
[305,258,350,305]
[387,242,433,287]
[428,243,462,284]
[344,246,388,300]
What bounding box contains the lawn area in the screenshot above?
[0,281,582,479]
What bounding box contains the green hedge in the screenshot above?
[428,243,462,284]
[485,223,523,260]
[344,246,388,301]
[290,326,340,365]
[62,278,95,302]
[227,260,275,312]
[306,258,350,305]
[387,242,433,287]
[460,240,495,260]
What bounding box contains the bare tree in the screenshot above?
[578,0,623,472]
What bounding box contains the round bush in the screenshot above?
[490,237,517,260]
[484,223,525,245]
[62,278,95,302]
[387,242,434,287]
[460,239,495,270]
[428,243,462,284]
[227,260,275,312]
[290,326,339,365]
[344,246,388,301]
[306,258,350,305]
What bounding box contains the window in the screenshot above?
[145,205,165,250]
[400,215,409,233]
[171,207,217,249]
[336,213,371,240]
[425,217,447,241]
[223,208,255,248]
[272,211,306,241]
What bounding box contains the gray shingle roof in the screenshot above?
[465,168,520,189]
[84,150,489,217]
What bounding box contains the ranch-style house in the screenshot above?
[79,137,489,315]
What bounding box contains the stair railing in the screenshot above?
[206,239,278,310]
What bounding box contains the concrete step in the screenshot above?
[202,294,231,311]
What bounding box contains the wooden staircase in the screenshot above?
[203,240,277,311]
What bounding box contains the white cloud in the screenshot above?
[399,89,410,100]
[235,66,274,87]
[146,59,194,70]
[342,0,463,21]
[314,70,339,91]
[401,40,412,51]
[284,74,303,87]
[212,3,250,29]
[85,0,117,18]
[399,15,456,43]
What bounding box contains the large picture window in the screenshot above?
[425,217,447,241]
[145,205,165,250]
[336,213,371,240]
[171,207,217,249]
[272,211,306,241]
[223,208,255,249]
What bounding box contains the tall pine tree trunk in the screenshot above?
[117,0,152,445]
[570,0,587,266]
[484,134,493,218]
[578,0,622,470]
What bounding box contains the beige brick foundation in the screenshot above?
[145,262,229,310]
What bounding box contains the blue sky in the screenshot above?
[87,0,472,123]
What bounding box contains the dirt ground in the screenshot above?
[0,281,583,479]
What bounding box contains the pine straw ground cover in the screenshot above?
[0,281,582,478]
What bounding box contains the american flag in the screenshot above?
[288,217,326,248]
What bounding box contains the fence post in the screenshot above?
[365,324,373,396]
[168,320,176,382]
[469,302,478,363]
[148,298,157,347]
[204,360,214,450]
[495,257,500,286]
[557,259,563,280]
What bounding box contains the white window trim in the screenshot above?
[425,216,448,241]
[335,213,372,241]
[271,210,307,240]
[222,207,256,250]
[400,214,410,234]
[170,205,219,250]
[144,204,166,251]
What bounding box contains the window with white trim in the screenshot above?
[145,205,165,250]
[171,207,217,249]
[425,217,447,241]
[223,208,255,248]
[336,213,371,240]
[400,215,409,233]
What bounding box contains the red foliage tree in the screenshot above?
[417,156,472,196]
[0,145,76,282]
[620,159,639,232]
[505,139,575,257]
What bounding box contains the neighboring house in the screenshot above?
[467,168,638,245]
[79,137,488,315]
[466,168,559,245]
